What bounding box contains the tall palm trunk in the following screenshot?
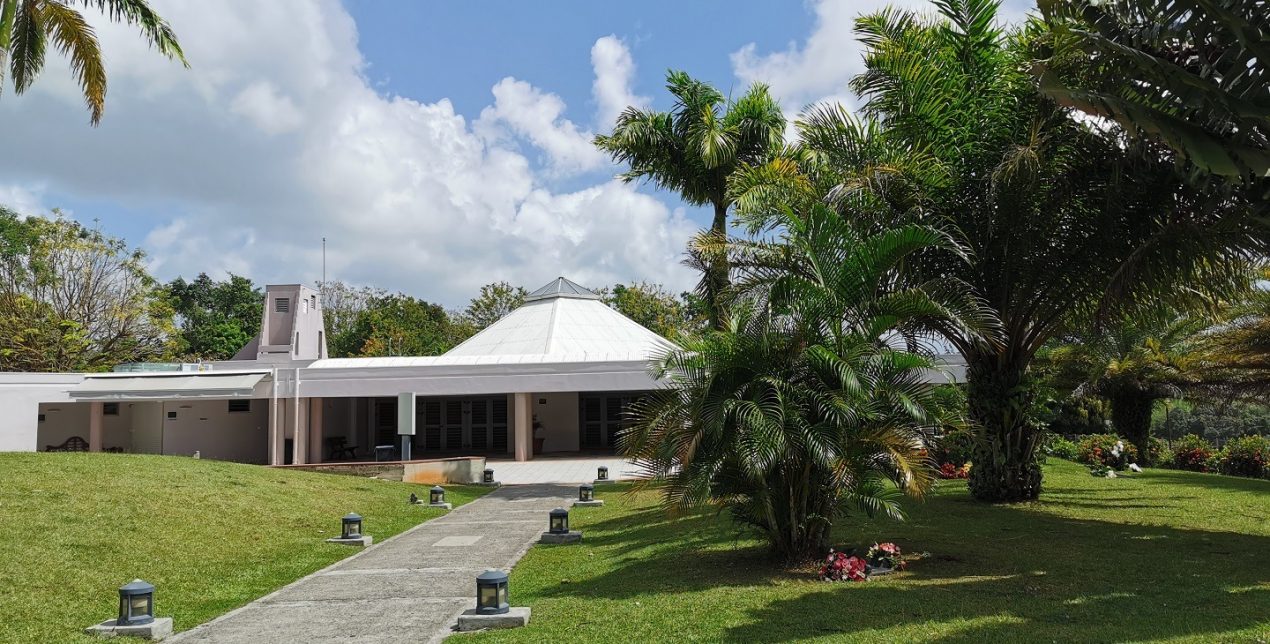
[703,201,731,330]
[1108,391,1155,465]
[966,357,1044,502]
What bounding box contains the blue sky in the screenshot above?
[346,1,813,118]
[0,0,1030,308]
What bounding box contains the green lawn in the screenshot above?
[462,460,1270,643]
[0,452,489,643]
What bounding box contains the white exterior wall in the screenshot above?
[0,374,81,452]
[535,392,579,453]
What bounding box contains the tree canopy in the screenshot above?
[167,273,261,361]
[0,207,175,371]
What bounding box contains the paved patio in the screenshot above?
[486,454,641,484]
[168,484,575,644]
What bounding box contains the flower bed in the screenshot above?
[1076,434,1138,469]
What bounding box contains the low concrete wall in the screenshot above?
[403,456,486,484]
[279,456,487,484]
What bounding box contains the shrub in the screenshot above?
[1147,437,1169,466]
[934,428,975,467]
[939,462,970,479]
[1076,434,1138,469]
[1168,434,1214,472]
[1215,435,1270,479]
[1045,436,1079,460]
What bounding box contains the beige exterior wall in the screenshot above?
[37,399,268,463]
[534,392,578,453]
[162,399,269,463]
[38,401,133,451]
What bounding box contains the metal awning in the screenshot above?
[69,372,268,401]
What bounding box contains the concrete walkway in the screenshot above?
[169,484,573,644]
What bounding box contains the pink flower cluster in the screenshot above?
[866,541,907,570]
[820,550,868,582]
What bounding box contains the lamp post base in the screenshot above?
[85,617,173,640]
[573,500,605,507]
[539,530,583,544]
[428,502,453,510]
[456,607,531,631]
[325,535,373,547]
[593,479,613,485]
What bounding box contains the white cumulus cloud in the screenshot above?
[591,35,648,128]
[0,0,696,306]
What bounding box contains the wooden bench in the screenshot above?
[46,436,89,452]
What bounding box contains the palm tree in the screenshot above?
[623,204,982,562]
[1038,313,1207,463]
[730,0,1264,501]
[1035,0,1269,183]
[1196,268,1270,399]
[594,71,784,329]
[0,0,187,125]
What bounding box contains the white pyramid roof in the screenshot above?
[443,277,677,362]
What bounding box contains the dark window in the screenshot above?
[166,411,177,419]
[275,298,290,313]
[102,402,120,416]
[38,414,45,422]
[228,399,251,413]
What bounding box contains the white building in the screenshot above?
[0,276,966,466]
[0,278,679,465]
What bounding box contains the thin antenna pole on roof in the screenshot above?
[321,237,326,287]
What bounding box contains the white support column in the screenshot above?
[308,398,324,464]
[88,401,104,452]
[513,392,533,462]
[292,396,308,465]
[269,399,285,466]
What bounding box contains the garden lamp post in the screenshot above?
[548,508,569,534]
[341,513,363,540]
[596,466,609,482]
[117,579,155,626]
[483,468,495,484]
[475,569,510,615]
[430,486,446,505]
[579,483,594,502]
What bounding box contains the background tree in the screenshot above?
[318,280,387,358]
[732,0,1263,501]
[0,0,188,124]
[595,71,784,329]
[0,206,175,370]
[461,281,525,330]
[599,281,702,340]
[166,273,261,360]
[339,293,468,358]
[1037,313,1207,462]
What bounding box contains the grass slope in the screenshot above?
[462,460,1269,643]
[0,453,489,642]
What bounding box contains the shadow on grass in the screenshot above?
[538,479,1270,643]
[1145,469,1270,494]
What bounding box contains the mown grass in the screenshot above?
[0,452,489,642]
[461,460,1270,643]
